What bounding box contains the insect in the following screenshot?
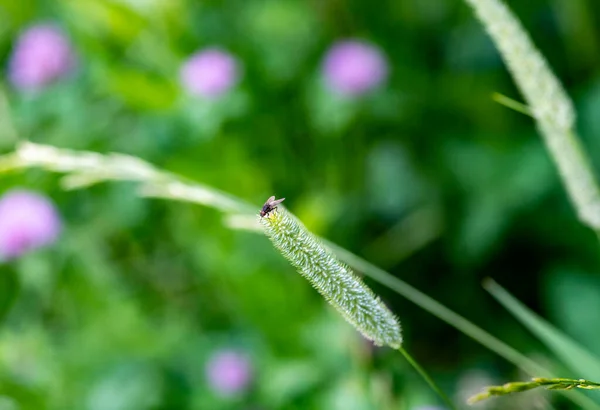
[260,196,285,217]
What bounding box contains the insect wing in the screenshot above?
[264,196,276,207]
[270,198,285,206]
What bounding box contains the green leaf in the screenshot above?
[105,68,178,111]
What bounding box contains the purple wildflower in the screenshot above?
[0,190,61,260]
[205,349,252,396]
[322,39,389,97]
[179,48,240,99]
[8,23,76,91]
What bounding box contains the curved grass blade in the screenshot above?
[484,279,600,380]
[469,377,600,404]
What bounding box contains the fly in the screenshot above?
[260,196,285,217]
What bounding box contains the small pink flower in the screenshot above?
[322,39,389,97]
[179,48,240,99]
[0,190,61,260]
[8,23,76,91]
[205,349,252,396]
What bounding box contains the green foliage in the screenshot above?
[1,0,600,409]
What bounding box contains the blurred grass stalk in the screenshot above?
[0,141,255,215]
[1,141,597,409]
[464,0,600,233]
[468,377,600,404]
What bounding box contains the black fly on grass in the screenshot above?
[260,196,285,217]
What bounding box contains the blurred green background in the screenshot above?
[1,0,600,409]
